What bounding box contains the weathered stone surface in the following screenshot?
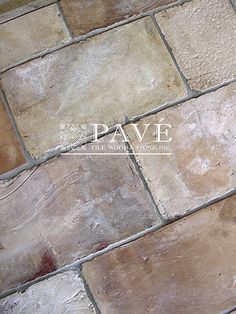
[0,0,32,14]
[126,83,236,218]
[0,150,159,292]
[0,271,95,313]
[1,17,186,156]
[83,195,236,314]
[0,4,70,69]
[0,97,25,175]
[61,0,178,36]
[156,0,236,90]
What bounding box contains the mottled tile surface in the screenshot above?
[0,0,32,14]
[0,97,25,175]
[83,195,236,314]
[0,4,70,69]
[126,83,236,218]
[0,271,95,313]
[1,17,186,156]
[61,0,178,36]
[156,0,236,90]
[0,149,159,292]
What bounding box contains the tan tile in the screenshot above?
[0,271,95,313]
[0,97,25,175]
[126,83,236,218]
[156,0,236,90]
[61,0,178,37]
[0,0,32,14]
[83,195,236,314]
[1,17,186,156]
[0,148,159,292]
[0,4,70,69]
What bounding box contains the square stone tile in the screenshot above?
[61,0,178,37]
[126,83,236,218]
[83,195,236,314]
[0,146,159,292]
[0,4,70,69]
[0,271,95,313]
[156,0,236,90]
[1,17,186,156]
[0,97,25,175]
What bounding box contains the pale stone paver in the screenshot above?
[0,149,159,292]
[0,4,70,69]
[83,195,236,314]
[0,271,95,313]
[156,0,236,90]
[1,17,186,156]
[126,83,236,218]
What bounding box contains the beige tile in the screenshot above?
[0,271,95,313]
[156,0,236,90]
[61,0,178,36]
[83,195,236,314]
[0,4,70,69]
[1,17,186,156]
[126,83,236,218]
[0,148,159,292]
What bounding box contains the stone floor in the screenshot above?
[0,0,236,313]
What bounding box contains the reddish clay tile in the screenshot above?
[60,0,178,36]
[0,149,159,293]
[0,98,25,175]
[83,195,236,314]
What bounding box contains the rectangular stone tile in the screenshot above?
[0,147,159,293]
[0,97,25,175]
[156,0,236,90]
[0,4,70,69]
[1,17,186,156]
[126,83,236,218]
[83,195,236,314]
[0,271,95,313]
[60,0,178,37]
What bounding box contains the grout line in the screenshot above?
[79,269,102,314]
[221,305,236,314]
[229,0,236,12]
[0,188,235,299]
[56,1,73,39]
[0,84,32,163]
[125,140,165,223]
[0,0,190,75]
[0,77,235,181]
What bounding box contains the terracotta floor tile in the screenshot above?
[156,0,236,90]
[126,83,236,218]
[0,97,25,175]
[0,4,70,69]
[0,271,95,313]
[0,149,159,292]
[1,17,186,156]
[60,0,177,37]
[83,195,236,314]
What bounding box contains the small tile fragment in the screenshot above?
[0,148,159,292]
[126,83,236,218]
[1,17,186,156]
[156,0,236,90]
[0,4,70,69]
[83,195,236,314]
[0,97,25,175]
[0,271,95,313]
[61,0,178,36]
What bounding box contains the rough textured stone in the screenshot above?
[83,195,236,314]
[126,83,236,218]
[0,97,25,175]
[0,4,70,69]
[1,17,186,156]
[156,0,236,90]
[0,271,95,313]
[61,0,178,36]
[0,149,159,292]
